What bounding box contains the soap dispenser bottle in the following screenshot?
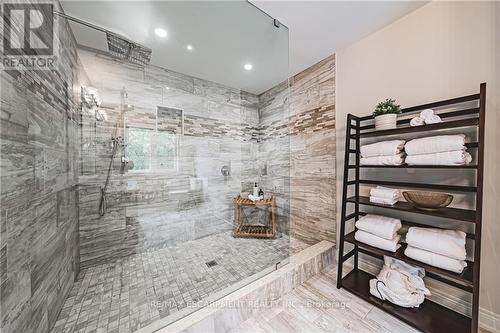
[253,182,259,197]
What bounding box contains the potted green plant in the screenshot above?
[373,98,401,130]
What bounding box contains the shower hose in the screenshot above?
[99,140,119,216]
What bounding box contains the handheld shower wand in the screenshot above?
[98,88,129,216]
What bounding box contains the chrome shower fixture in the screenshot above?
[106,33,152,66]
[81,86,101,108]
[54,11,152,66]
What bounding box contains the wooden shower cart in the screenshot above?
[233,194,277,239]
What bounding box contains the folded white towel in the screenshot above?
[356,214,402,240]
[405,135,466,155]
[406,227,466,260]
[248,194,261,202]
[405,151,472,165]
[410,117,424,127]
[424,114,442,124]
[360,153,405,166]
[360,140,405,158]
[405,246,467,274]
[420,109,435,119]
[370,186,401,200]
[370,196,399,206]
[355,230,401,252]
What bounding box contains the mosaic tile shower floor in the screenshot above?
[52,232,308,333]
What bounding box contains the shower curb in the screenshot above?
[138,240,335,333]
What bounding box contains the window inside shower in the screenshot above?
[127,127,178,171]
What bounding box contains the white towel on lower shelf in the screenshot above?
[369,257,430,308]
[355,230,401,252]
[355,214,402,240]
[360,154,405,166]
[405,246,467,274]
[369,196,399,206]
[370,186,401,200]
[406,227,466,260]
[405,151,472,165]
[405,135,466,155]
[360,140,405,158]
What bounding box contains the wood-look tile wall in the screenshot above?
[0,3,87,332]
[258,55,336,245]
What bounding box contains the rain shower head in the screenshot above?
[54,11,152,66]
[106,32,152,66]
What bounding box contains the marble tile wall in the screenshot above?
[77,48,266,269]
[0,2,88,333]
[258,54,336,245]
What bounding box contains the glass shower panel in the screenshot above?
[67,0,289,330]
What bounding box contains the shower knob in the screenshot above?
[221,165,230,176]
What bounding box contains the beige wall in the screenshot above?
[336,1,499,330]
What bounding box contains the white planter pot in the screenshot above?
[375,113,397,130]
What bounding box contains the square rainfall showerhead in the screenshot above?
[106,33,152,67]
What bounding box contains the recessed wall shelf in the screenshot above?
[337,83,486,333]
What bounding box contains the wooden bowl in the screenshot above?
[402,191,453,211]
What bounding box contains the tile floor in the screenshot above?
[52,232,309,333]
[229,266,493,333]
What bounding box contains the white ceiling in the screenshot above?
[61,1,426,95]
[61,1,289,95]
[251,0,428,76]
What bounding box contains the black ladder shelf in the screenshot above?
[337,83,486,333]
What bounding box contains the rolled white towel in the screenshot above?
[248,194,261,202]
[356,214,402,240]
[360,140,405,158]
[360,153,405,166]
[405,151,472,165]
[410,117,424,127]
[355,230,401,252]
[424,114,442,124]
[406,227,466,260]
[405,135,466,155]
[405,246,467,274]
[370,186,401,200]
[370,196,399,206]
[420,109,435,119]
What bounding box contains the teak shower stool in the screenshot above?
[233,194,277,239]
[337,83,486,333]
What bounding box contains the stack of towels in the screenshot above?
[410,109,442,126]
[405,227,467,273]
[360,140,405,166]
[355,214,402,252]
[369,186,401,206]
[405,134,472,165]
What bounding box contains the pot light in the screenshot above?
[187,45,193,51]
[154,28,167,38]
[244,63,253,71]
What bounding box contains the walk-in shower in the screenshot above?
[1,1,291,333]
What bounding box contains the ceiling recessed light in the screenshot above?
[244,63,253,71]
[154,28,167,38]
[187,45,193,51]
